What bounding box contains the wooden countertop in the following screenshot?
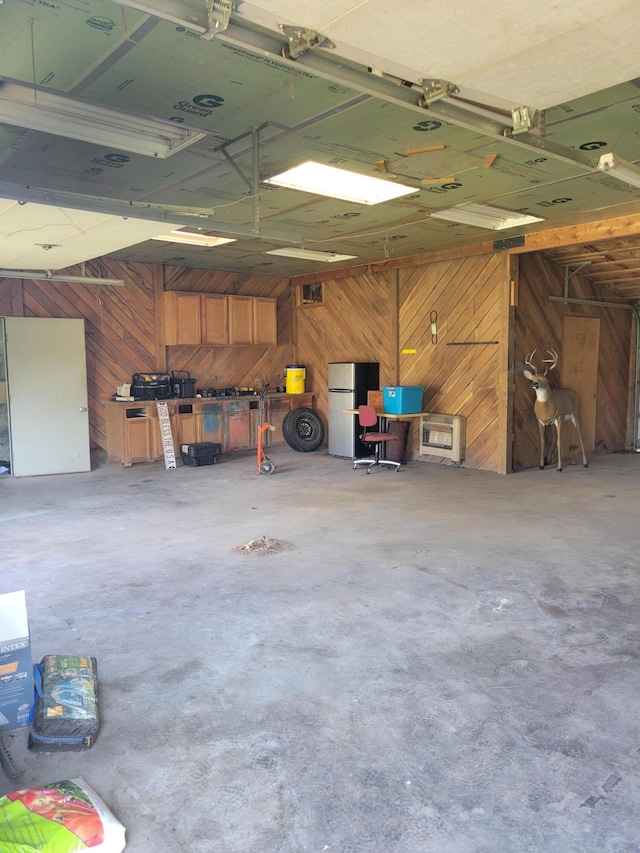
[106,392,316,404]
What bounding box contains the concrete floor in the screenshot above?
[1,447,640,852]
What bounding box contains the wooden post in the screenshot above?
[10,281,24,316]
[497,253,517,474]
[391,268,400,385]
[152,264,167,373]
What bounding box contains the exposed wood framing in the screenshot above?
[497,254,517,474]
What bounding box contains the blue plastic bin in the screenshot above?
[383,386,424,414]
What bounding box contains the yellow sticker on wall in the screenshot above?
[401,349,417,354]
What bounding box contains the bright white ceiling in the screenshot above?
[0,199,179,271]
[237,0,640,109]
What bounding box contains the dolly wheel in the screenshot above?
[260,460,275,475]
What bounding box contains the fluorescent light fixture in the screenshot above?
[264,161,415,205]
[152,230,236,247]
[430,203,544,230]
[597,153,640,189]
[0,269,124,285]
[0,81,206,158]
[265,248,358,262]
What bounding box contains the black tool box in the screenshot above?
[181,442,222,466]
[131,372,171,400]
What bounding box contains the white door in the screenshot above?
[5,317,91,476]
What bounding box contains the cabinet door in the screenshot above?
[197,402,225,445]
[253,298,277,346]
[228,296,253,345]
[226,402,251,450]
[178,413,199,446]
[126,418,153,463]
[202,294,228,345]
[165,292,201,345]
[264,397,289,446]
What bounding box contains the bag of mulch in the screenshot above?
[0,777,125,851]
[29,656,99,752]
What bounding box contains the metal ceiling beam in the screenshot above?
[110,0,599,173]
[0,185,302,244]
[210,17,599,175]
[110,0,231,37]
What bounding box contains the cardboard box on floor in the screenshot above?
[0,591,32,733]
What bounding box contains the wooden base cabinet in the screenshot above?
[106,394,315,466]
[106,404,170,466]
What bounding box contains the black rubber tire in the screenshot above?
[282,407,324,452]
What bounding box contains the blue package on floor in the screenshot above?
[28,655,99,752]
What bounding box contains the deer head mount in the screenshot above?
[523,348,588,472]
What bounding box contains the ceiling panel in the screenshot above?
[1,0,640,279]
[0,199,179,269]
[236,0,640,108]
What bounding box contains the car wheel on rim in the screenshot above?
[282,407,324,452]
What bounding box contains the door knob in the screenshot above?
[80,407,87,412]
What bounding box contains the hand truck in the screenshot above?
[257,384,275,474]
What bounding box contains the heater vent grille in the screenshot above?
[419,414,465,463]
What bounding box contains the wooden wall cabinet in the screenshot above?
[228,296,253,345]
[164,292,201,345]
[253,297,277,346]
[164,291,276,346]
[202,294,228,345]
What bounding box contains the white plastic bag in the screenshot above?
[0,777,125,852]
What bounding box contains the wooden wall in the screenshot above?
[513,253,633,470]
[398,254,507,471]
[296,270,395,433]
[0,261,293,455]
[0,260,158,454]
[1,245,633,473]
[162,266,293,392]
[296,254,509,472]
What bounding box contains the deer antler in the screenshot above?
[541,348,558,375]
[524,349,539,372]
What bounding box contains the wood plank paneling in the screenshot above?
[0,260,158,453]
[295,255,507,472]
[399,254,505,471]
[163,266,294,393]
[296,272,393,437]
[513,254,632,470]
[0,261,292,456]
[2,244,629,474]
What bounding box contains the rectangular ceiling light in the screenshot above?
[265,248,358,262]
[0,81,206,158]
[597,153,640,189]
[264,161,415,205]
[430,203,544,230]
[152,230,236,247]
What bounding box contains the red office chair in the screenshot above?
[353,405,401,473]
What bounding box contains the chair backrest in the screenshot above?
[358,405,378,428]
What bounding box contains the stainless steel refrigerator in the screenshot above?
[328,362,380,457]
